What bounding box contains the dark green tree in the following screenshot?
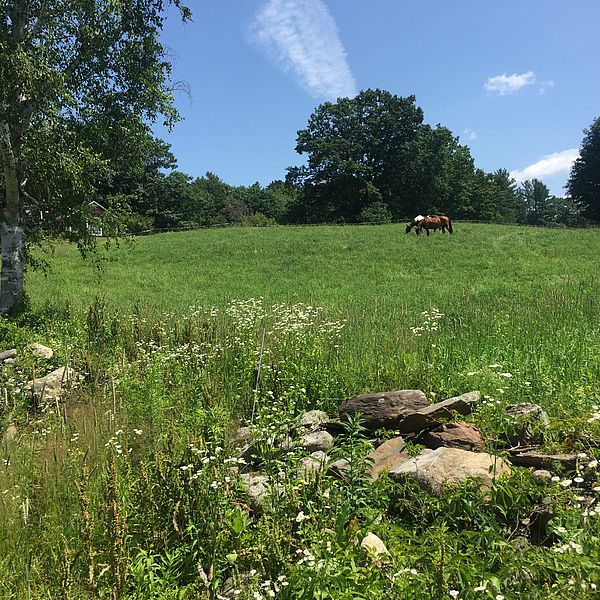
[0,0,191,311]
[518,179,552,225]
[286,89,424,222]
[567,116,600,222]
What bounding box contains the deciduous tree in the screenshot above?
[0,0,191,311]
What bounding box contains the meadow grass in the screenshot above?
[1,222,600,599]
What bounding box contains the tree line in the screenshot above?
[112,90,595,232]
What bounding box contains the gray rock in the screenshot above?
[2,424,18,444]
[239,473,270,511]
[532,469,553,485]
[301,430,334,452]
[0,349,17,361]
[339,390,428,430]
[231,426,254,448]
[30,343,54,360]
[327,458,350,479]
[505,403,551,446]
[394,391,481,434]
[299,410,330,429]
[26,367,81,401]
[298,451,328,479]
[389,446,511,495]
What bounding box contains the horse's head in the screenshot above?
[405,223,413,233]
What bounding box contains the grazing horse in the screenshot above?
[406,214,453,236]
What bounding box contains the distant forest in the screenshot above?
[100,90,597,232]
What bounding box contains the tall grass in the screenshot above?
[1,223,600,598]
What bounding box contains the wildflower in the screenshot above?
[574,477,584,483]
[588,460,598,468]
[577,452,588,459]
[295,511,309,523]
[498,372,512,378]
[133,429,143,435]
[467,371,477,376]
[488,363,501,369]
[249,569,257,576]
[560,479,573,487]
[474,583,487,592]
[449,591,459,598]
[551,476,560,482]
[496,596,505,600]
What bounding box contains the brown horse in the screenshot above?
[406,214,453,236]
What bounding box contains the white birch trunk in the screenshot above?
[0,120,25,313]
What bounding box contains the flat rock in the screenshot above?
[506,450,578,471]
[389,446,511,495]
[394,391,480,434]
[0,349,17,361]
[339,390,428,430]
[367,436,407,480]
[419,421,484,452]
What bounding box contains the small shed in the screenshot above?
[87,201,107,236]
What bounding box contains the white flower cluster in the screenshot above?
[411,308,444,337]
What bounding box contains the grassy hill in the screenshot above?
[2,222,600,598]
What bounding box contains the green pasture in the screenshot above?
[3,222,600,599]
[29,222,600,313]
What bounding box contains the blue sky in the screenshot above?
[155,1,600,197]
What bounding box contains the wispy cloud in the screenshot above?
[510,149,579,182]
[248,0,357,100]
[463,128,478,141]
[484,71,536,95]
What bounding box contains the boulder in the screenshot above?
[299,410,330,430]
[367,436,408,480]
[419,421,484,452]
[339,390,428,430]
[30,343,54,360]
[301,430,334,452]
[389,446,511,495]
[26,367,80,401]
[394,391,480,434]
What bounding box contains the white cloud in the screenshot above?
[463,128,478,141]
[483,71,536,95]
[248,0,357,100]
[510,149,579,182]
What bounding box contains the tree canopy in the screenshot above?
[567,116,600,223]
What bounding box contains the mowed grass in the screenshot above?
[28,222,600,416]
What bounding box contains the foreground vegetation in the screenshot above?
[3,223,600,599]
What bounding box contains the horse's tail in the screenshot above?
[447,217,453,233]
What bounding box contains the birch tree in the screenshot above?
[0,0,190,312]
